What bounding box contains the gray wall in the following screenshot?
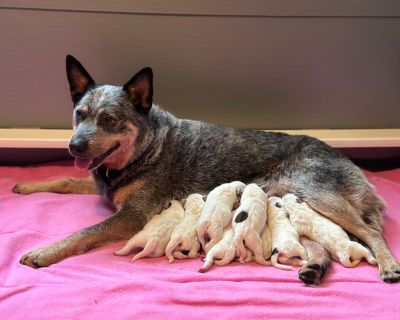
[1,1,400,130]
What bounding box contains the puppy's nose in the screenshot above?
[69,137,89,156]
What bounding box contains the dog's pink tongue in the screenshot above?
[74,157,92,171]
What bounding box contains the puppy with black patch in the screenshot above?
[232,183,270,265]
[15,55,399,284]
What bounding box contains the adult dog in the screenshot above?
[14,55,400,284]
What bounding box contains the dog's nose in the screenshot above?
[69,138,89,156]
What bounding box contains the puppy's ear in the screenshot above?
[66,55,95,104]
[123,67,153,113]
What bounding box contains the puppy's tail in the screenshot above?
[198,253,214,273]
[132,239,158,261]
[271,252,293,271]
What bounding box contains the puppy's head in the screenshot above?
[66,55,153,171]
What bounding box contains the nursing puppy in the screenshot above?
[268,197,308,270]
[114,200,184,260]
[282,194,377,267]
[198,225,236,272]
[14,55,399,284]
[232,184,269,265]
[165,193,205,262]
[197,181,245,253]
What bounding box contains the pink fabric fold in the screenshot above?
[0,162,399,319]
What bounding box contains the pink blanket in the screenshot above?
[0,162,399,319]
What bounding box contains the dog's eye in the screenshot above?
[105,116,117,125]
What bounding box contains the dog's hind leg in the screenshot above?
[13,177,97,194]
[296,185,400,283]
[281,157,400,283]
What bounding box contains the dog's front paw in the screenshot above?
[379,260,400,283]
[20,246,61,268]
[13,183,36,195]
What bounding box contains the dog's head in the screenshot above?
[66,55,153,171]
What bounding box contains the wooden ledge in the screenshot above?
[1,128,400,149]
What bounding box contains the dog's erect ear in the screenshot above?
[123,67,153,113]
[66,55,95,104]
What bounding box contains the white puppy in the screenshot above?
[198,225,236,272]
[268,196,308,270]
[197,181,246,253]
[281,193,377,267]
[165,193,205,262]
[114,200,184,261]
[232,183,270,265]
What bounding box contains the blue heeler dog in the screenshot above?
[13,55,400,285]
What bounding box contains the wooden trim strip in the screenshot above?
[1,128,400,149]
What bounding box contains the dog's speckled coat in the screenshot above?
[15,55,400,284]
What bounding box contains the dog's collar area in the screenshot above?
[94,165,125,187]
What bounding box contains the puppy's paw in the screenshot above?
[20,246,61,268]
[379,260,400,283]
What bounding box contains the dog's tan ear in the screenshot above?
[123,67,153,113]
[66,55,95,104]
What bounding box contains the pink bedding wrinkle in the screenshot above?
[0,162,399,320]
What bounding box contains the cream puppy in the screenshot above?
[268,196,308,270]
[114,200,184,260]
[281,193,377,267]
[165,193,205,262]
[198,225,236,272]
[197,181,246,253]
[232,183,270,265]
